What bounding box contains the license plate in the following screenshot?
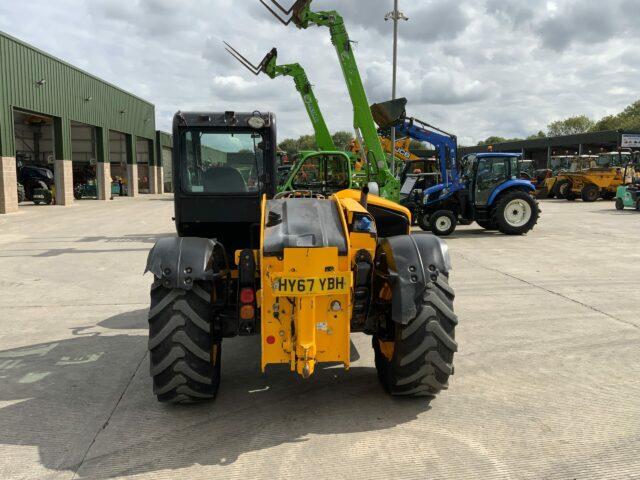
[272,274,350,296]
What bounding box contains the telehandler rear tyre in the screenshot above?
[148,279,220,403]
[373,275,457,398]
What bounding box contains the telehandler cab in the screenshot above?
[145,110,457,403]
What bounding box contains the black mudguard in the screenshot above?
[377,234,452,325]
[144,237,226,290]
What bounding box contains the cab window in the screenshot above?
[182,130,264,194]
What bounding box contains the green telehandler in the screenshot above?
[259,0,404,203]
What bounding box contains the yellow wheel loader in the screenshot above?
[563,151,637,202]
[144,111,457,403]
[536,155,595,198]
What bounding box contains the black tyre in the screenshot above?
[565,191,577,201]
[476,218,497,230]
[43,189,53,205]
[581,184,599,202]
[73,187,83,200]
[429,210,457,236]
[636,199,640,211]
[373,273,457,398]
[493,190,539,235]
[615,198,624,210]
[148,278,220,403]
[416,211,430,231]
[555,179,572,199]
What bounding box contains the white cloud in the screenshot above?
[0,0,638,145]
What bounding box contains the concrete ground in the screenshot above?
[0,196,639,480]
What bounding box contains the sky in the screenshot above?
[0,0,638,146]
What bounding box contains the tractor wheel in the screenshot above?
[148,278,220,403]
[373,274,457,398]
[17,184,26,203]
[493,190,539,235]
[555,179,572,199]
[580,184,600,202]
[476,219,497,230]
[429,210,457,236]
[416,212,430,231]
[615,198,624,210]
[565,192,577,201]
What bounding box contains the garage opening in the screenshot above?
[71,121,97,200]
[109,130,127,196]
[162,146,172,192]
[13,109,55,205]
[136,138,151,193]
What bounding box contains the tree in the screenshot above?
[477,136,507,146]
[547,115,594,136]
[526,130,546,140]
[331,131,354,151]
[278,134,317,156]
[592,100,640,131]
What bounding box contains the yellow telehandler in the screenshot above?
[144,111,457,403]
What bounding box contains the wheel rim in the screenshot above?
[435,216,452,232]
[504,199,532,227]
[559,183,568,196]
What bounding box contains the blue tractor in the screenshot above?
[419,151,540,236]
[372,99,539,236]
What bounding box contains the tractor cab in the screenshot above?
[279,150,352,196]
[465,153,524,205]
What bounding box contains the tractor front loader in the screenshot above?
[144,111,457,403]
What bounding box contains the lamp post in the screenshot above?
[385,1,408,176]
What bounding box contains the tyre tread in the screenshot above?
[148,279,220,403]
[374,270,457,398]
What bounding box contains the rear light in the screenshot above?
[240,305,255,320]
[266,335,276,345]
[240,287,255,304]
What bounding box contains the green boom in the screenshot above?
[261,0,401,201]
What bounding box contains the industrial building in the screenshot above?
[459,130,640,168]
[0,31,172,214]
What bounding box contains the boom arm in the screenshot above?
[224,44,336,151]
[260,0,400,200]
[395,116,459,186]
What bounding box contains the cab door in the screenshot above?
[474,157,508,206]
